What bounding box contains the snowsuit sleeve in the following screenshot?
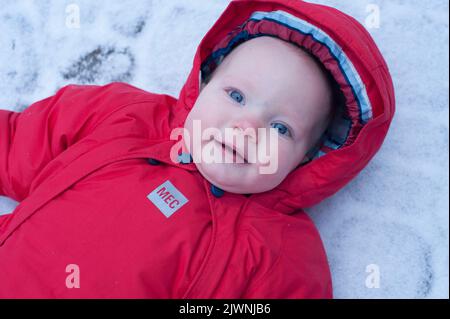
[0,82,159,202]
[242,220,333,299]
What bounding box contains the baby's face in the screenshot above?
[183,36,332,194]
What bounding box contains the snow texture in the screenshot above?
[0,0,448,299]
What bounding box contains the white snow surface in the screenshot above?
[0,0,448,298]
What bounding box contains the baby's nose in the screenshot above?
[231,118,262,143]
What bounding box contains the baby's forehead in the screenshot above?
[217,38,324,86]
[220,71,300,106]
[226,37,313,66]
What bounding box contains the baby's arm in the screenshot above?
[0,82,151,202]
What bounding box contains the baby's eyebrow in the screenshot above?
[280,107,307,134]
[222,74,255,91]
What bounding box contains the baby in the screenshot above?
[183,36,339,194]
[0,0,395,299]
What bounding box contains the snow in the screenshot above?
[0,0,448,298]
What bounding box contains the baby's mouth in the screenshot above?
[220,141,249,164]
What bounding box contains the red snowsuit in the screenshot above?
[0,0,395,298]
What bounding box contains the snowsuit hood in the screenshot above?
[173,0,395,212]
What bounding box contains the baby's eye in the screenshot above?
[228,89,245,104]
[271,122,292,137]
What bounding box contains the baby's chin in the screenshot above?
[194,160,280,194]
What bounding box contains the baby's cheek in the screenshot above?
[266,143,297,176]
[251,163,286,191]
[197,99,226,124]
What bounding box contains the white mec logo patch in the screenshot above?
[147,180,188,218]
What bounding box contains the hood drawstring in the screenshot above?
[177,152,225,198]
[210,184,225,198]
[177,152,193,164]
[147,158,161,165]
